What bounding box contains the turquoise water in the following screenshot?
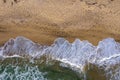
[0,57,81,80]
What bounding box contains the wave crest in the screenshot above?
[1,36,120,80]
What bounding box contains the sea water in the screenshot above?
[0,36,120,80]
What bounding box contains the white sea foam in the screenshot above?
[0,65,47,80]
[3,54,23,58]
[0,36,120,80]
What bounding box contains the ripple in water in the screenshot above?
[0,65,47,80]
[0,36,120,80]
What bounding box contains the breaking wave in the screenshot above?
[0,64,47,80]
[0,36,120,80]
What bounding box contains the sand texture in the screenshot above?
[0,0,120,45]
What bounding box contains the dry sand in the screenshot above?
[0,0,120,45]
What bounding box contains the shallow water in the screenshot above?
[0,36,120,80]
[0,57,80,80]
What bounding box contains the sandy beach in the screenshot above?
[0,0,120,45]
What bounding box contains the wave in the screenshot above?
[0,36,120,80]
[0,64,47,80]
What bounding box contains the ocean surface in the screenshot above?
[0,36,120,80]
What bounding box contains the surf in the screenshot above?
[0,36,120,80]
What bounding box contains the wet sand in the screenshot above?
[0,23,120,46]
